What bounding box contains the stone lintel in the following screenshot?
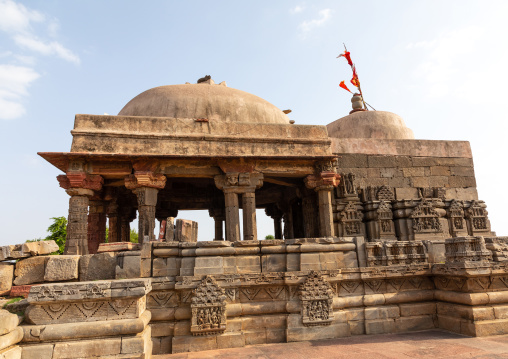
[125,172,166,190]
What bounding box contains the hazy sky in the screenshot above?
[0,0,507,246]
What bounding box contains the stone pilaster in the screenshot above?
[214,172,263,242]
[265,205,283,239]
[106,201,120,243]
[87,200,107,254]
[57,173,104,255]
[209,208,225,241]
[304,170,341,238]
[125,171,166,244]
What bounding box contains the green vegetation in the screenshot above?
[130,229,139,243]
[2,297,23,308]
[265,234,275,239]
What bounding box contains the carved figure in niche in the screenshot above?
[340,202,363,236]
[190,276,227,336]
[410,200,442,233]
[447,200,467,236]
[465,200,491,234]
[342,173,356,195]
[299,271,334,326]
[377,201,394,235]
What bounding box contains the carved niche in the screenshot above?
[465,200,491,235]
[410,200,442,234]
[377,201,395,237]
[190,276,227,336]
[338,173,357,197]
[339,202,364,236]
[299,271,334,327]
[447,200,467,237]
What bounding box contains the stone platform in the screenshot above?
[153,329,508,359]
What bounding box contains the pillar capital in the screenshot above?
[214,172,263,193]
[304,172,341,191]
[58,173,103,192]
[125,171,166,190]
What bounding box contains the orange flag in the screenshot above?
[339,80,352,93]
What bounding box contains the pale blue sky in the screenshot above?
[1,1,507,245]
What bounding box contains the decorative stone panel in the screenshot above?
[299,271,334,327]
[445,236,492,264]
[190,276,227,336]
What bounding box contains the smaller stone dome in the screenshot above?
[326,111,414,139]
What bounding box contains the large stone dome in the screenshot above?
[118,80,290,125]
[327,111,414,139]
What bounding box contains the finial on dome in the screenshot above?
[350,93,367,114]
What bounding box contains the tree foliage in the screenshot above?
[27,216,67,254]
[265,234,275,239]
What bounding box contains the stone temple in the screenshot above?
[1,77,508,358]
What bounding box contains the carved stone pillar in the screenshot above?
[120,208,136,243]
[57,172,104,255]
[265,205,283,239]
[87,201,107,254]
[125,172,166,244]
[214,172,263,242]
[209,208,225,241]
[106,201,120,243]
[305,168,341,238]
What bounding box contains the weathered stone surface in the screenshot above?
[52,338,121,358]
[0,245,29,262]
[175,219,198,242]
[79,252,117,281]
[17,344,53,359]
[0,310,20,337]
[8,286,32,298]
[0,263,13,296]
[22,241,59,256]
[0,327,22,351]
[0,345,21,359]
[97,242,140,253]
[44,255,80,282]
[116,252,141,279]
[13,257,49,286]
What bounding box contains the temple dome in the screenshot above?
[326,111,414,139]
[118,81,290,125]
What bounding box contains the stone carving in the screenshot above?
[339,202,364,236]
[445,236,492,264]
[338,173,357,197]
[366,241,428,266]
[299,271,334,327]
[191,276,227,336]
[124,172,166,190]
[377,186,395,201]
[465,200,491,235]
[447,200,467,237]
[484,237,508,262]
[377,201,395,235]
[410,200,442,233]
[57,173,104,191]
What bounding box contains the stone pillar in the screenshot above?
[304,166,341,238]
[125,171,166,244]
[214,172,263,242]
[265,205,283,239]
[87,200,107,254]
[106,201,120,243]
[242,192,257,241]
[209,208,225,241]
[57,172,103,255]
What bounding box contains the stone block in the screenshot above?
[368,155,412,168]
[150,322,175,337]
[0,310,20,335]
[0,263,13,296]
[428,176,449,187]
[395,315,435,332]
[223,257,237,274]
[79,252,117,281]
[349,321,365,335]
[261,254,286,272]
[236,256,260,273]
[402,167,425,177]
[160,336,172,354]
[449,176,476,188]
[364,306,400,320]
[410,176,429,188]
[450,166,474,177]
[430,166,451,176]
[44,255,79,282]
[286,323,349,342]
[474,318,508,336]
[493,305,508,319]
[300,253,321,271]
[337,154,368,168]
[8,285,32,298]
[21,241,59,256]
[173,321,191,336]
[446,187,478,201]
[437,315,462,334]
[121,326,151,354]
[0,346,21,359]
[0,327,22,352]
[399,302,436,317]
[267,329,285,343]
[151,337,161,355]
[97,242,140,253]
[13,257,49,286]
[17,344,53,359]
[244,330,266,345]
[194,256,224,275]
[152,257,177,277]
[175,219,197,242]
[345,308,365,321]
[0,245,28,261]
[343,251,358,268]
[216,332,245,349]
[172,335,217,353]
[52,338,121,358]
[423,240,445,263]
[394,187,419,200]
[365,319,396,335]
[140,258,151,278]
[179,257,195,276]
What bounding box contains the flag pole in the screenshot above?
[343,44,368,111]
